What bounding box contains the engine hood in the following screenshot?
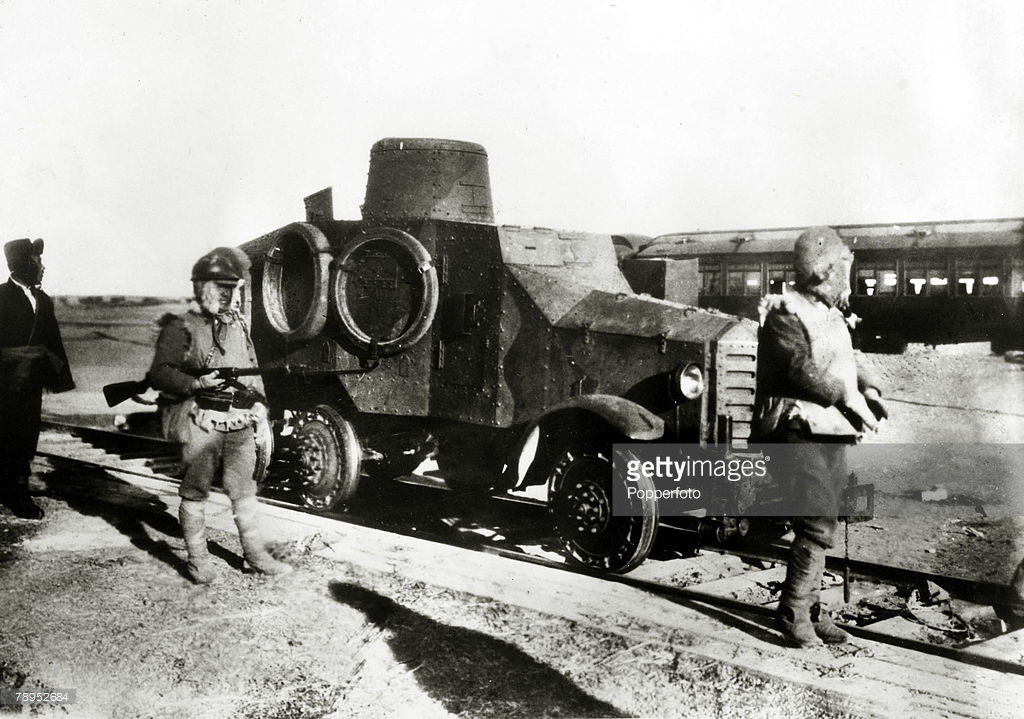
[506,264,755,345]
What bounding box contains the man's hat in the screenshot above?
[793,226,850,284]
[191,246,251,283]
[4,238,44,269]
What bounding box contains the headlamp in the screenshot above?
[672,363,705,401]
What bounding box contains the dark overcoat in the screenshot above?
[0,280,74,483]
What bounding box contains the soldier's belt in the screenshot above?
[194,389,261,411]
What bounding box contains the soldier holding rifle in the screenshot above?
[150,247,291,583]
[754,227,888,647]
[0,238,74,519]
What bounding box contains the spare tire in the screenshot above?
[330,228,439,357]
[261,222,332,342]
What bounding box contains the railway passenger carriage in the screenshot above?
[624,218,1024,353]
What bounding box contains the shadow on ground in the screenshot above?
[40,458,243,580]
[329,580,628,719]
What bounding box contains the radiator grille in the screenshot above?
[713,340,757,447]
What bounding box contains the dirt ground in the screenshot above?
[1,478,863,719]
[1,300,1022,718]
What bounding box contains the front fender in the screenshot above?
[552,395,664,441]
[502,394,664,489]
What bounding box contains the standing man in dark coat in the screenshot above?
[0,238,74,519]
[754,226,888,647]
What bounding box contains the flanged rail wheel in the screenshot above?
[547,447,658,573]
[330,227,438,357]
[292,405,361,511]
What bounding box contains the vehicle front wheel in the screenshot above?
[547,447,658,573]
[291,405,362,511]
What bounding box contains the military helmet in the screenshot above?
[793,226,850,284]
[191,247,251,283]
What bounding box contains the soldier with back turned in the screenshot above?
[754,226,888,647]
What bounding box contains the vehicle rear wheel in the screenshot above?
[292,405,361,511]
[547,447,658,573]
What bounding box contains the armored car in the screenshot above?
[240,138,764,572]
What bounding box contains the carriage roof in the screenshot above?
[637,217,1024,259]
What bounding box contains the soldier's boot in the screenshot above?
[4,490,44,520]
[232,496,293,576]
[179,499,216,585]
[776,535,824,648]
[1,475,44,520]
[807,537,848,644]
[811,601,848,644]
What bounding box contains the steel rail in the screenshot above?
[475,545,1024,678]
[692,535,1022,610]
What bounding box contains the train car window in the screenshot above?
[879,269,898,295]
[856,269,875,295]
[767,265,795,294]
[954,268,978,294]
[956,260,1004,296]
[856,262,896,296]
[979,262,1003,297]
[727,265,762,296]
[956,260,978,296]
[699,268,721,296]
[927,267,950,296]
[905,261,928,296]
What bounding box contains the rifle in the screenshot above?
[102,364,357,408]
[102,377,153,408]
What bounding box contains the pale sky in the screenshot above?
[1,0,1022,295]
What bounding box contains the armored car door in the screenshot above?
[428,222,505,426]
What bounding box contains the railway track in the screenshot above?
[31,418,1024,679]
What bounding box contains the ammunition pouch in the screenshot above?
[195,389,234,411]
[232,388,265,410]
